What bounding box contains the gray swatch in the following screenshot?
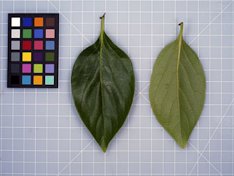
[11,52,20,62]
[11,41,20,50]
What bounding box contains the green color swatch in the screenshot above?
[45,52,54,61]
[23,29,32,38]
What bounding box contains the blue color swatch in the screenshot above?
[34,29,43,38]
[23,17,32,27]
[46,41,55,50]
[22,75,31,85]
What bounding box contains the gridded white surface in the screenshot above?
[0,0,233,175]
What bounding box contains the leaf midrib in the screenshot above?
[176,23,184,141]
[99,15,106,149]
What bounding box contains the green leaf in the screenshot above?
[149,22,206,148]
[71,14,135,152]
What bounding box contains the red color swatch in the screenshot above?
[22,41,32,50]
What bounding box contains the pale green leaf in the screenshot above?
[149,22,206,148]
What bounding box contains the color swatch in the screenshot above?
[8,14,59,88]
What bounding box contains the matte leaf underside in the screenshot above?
[71,15,135,152]
[149,23,206,148]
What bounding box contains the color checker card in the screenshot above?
[8,14,59,88]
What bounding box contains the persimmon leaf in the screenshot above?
[71,14,135,152]
[149,22,206,148]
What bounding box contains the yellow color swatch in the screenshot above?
[22,52,32,62]
[33,76,43,85]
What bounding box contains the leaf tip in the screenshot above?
[99,138,108,152]
[178,140,188,149]
[101,146,107,153]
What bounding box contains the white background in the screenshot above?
[0,0,233,175]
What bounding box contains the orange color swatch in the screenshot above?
[33,75,43,85]
[34,17,43,27]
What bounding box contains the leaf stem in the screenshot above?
[100,13,105,42]
[178,22,184,38]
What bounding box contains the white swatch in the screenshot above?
[11,17,20,27]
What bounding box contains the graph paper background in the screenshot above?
[0,0,233,175]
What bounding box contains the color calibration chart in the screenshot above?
[7,14,59,88]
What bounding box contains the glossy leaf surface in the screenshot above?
[71,15,135,152]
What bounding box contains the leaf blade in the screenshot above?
[149,23,206,148]
[71,15,135,152]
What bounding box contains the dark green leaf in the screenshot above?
[71,14,135,152]
[149,22,206,148]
